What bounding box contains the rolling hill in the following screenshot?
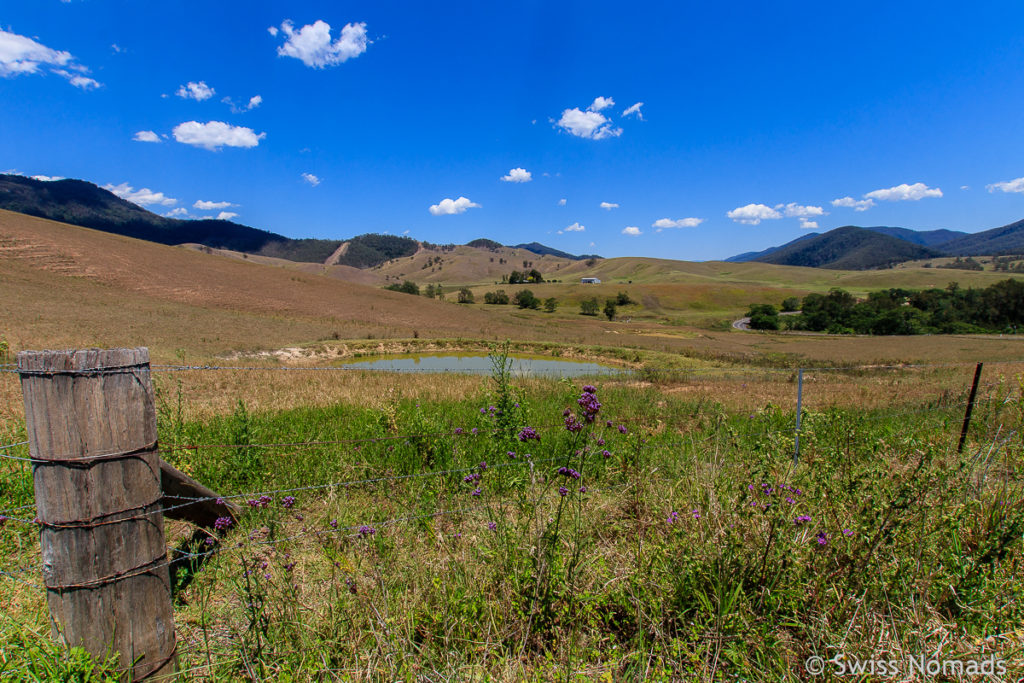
[752,226,943,269]
[938,218,1024,256]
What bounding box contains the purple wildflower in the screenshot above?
[667,511,679,524]
[785,497,795,505]
[596,438,605,446]
[507,451,516,458]
[691,509,700,520]
[330,519,338,529]
[480,407,487,414]
[214,516,233,531]
[618,424,628,434]
[471,428,478,435]
[358,525,376,537]
[471,488,482,497]
[518,427,540,442]
[815,531,828,546]
[843,528,853,537]
[283,562,296,572]
[557,466,581,479]
[601,449,611,458]
[215,497,226,506]
[564,415,584,433]
[264,573,272,580]
[463,473,481,483]
[281,496,296,509]
[579,486,587,494]
[204,536,215,546]
[794,515,812,525]
[478,461,488,472]
[558,486,569,497]
[606,420,614,427]
[488,522,497,531]
[454,427,464,435]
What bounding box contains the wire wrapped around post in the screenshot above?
[18,348,177,682]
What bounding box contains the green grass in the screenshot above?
[1,358,1022,680]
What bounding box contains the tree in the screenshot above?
[513,289,540,309]
[781,297,800,312]
[604,299,617,321]
[385,280,419,295]
[484,290,509,305]
[528,268,543,283]
[747,303,779,330]
[616,291,632,306]
[580,298,599,316]
[508,270,525,284]
[543,297,558,313]
[457,287,475,304]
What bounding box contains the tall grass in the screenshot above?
[0,362,1021,680]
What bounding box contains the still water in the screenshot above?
[338,353,622,377]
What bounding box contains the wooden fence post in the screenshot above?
[18,348,177,681]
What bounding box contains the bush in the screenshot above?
[513,289,540,309]
[543,297,558,313]
[781,297,800,312]
[603,299,617,321]
[484,290,510,305]
[457,288,475,304]
[580,298,599,316]
[616,291,633,306]
[385,280,419,295]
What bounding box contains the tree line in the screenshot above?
[747,279,1024,334]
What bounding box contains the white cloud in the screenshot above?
[558,198,567,206]
[622,226,641,236]
[600,202,619,210]
[133,130,161,143]
[216,211,238,221]
[223,94,264,113]
[0,28,99,88]
[267,26,279,37]
[172,121,265,150]
[165,208,189,218]
[622,102,644,119]
[193,200,234,210]
[247,95,262,110]
[727,203,782,225]
[276,19,369,68]
[588,96,615,112]
[779,202,825,218]
[500,167,532,183]
[111,44,124,54]
[61,72,99,90]
[799,219,819,229]
[556,108,622,140]
[176,81,215,101]
[864,182,943,201]
[104,182,177,207]
[986,177,1024,194]
[31,175,63,181]
[831,196,875,212]
[564,222,585,232]
[301,172,321,186]
[429,196,480,216]
[653,217,704,230]
[0,28,72,76]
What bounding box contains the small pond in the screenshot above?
[337,353,623,377]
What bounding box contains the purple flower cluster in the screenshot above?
[814,531,828,546]
[247,495,272,509]
[471,488,482,497]
[358,525,376,537]
[463,473,481,484]
[281,496,296,509]
[793,515,812,525]
[488,521,497,531]
[454,427,464,435]
[214,516,233,531]
[564,414,584,433]
[518,427,540,442]
[618,424,628,434]
[667,511,680,524]
[691,509,701,520]
[557,466,581,479]
[577,386,602,423]
[558,486,569,497]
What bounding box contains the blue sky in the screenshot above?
[3,1,1024,260]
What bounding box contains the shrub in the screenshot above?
[385,280,420,295]
[543,297,558,313]
[484,290,509,305]
[580,298,599,316]
[513,289,540,309]
[457,288,475,304]
[603,299,617,321]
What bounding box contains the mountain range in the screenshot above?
[0,174,597,267]
[726,220,1024,269]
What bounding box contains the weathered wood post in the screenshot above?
[18,348,177,681]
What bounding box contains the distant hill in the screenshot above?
[724,233,820,263]
[467,238,504,251]
[753,226,942,270]
[862,226,967,248]
[513,242,600,260]
[937,218,1024,256]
